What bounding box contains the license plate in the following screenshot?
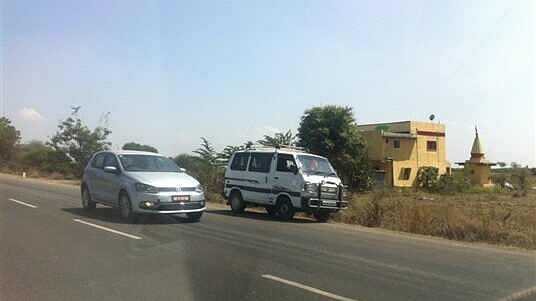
[172,195,190,202]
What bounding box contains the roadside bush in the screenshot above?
[434,174,471,194]
[490,173,507,188]
[415,166,439,189]
[511,167,531,196]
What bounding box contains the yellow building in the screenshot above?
[456,128,496,187]
[357,121,451,187]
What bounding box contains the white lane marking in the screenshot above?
[499,286,536,301]
[262,274,359,301]
[73,219,142,240]
[8,198,37,208]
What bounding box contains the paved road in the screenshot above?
[1,175,535,301]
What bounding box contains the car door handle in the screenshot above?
[273,177,279,180]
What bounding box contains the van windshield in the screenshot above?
[297,155,335,175]
[118,155,181,172]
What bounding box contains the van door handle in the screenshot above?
[274,177,279,180]
[265,176,268,183]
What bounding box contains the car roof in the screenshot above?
[97,150,164,156]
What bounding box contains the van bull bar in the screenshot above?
[307,183,348,209]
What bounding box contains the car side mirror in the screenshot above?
[290,165,298,174]
[104,166,119,174]
[179,168,186,172]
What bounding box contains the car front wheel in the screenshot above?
[119,192,135,221]
[81,185,96,211]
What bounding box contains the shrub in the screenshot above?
[435,174,471,194]
[490,173,507,187]
[511,167,531,196]
[415,166,439,189]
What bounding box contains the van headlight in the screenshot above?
[303,182,319,194]
[195,184,203,193]
[135,183,159,193]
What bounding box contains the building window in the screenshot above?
[427,141,437,151]
[393,140,400,148]
[402,168,411,180]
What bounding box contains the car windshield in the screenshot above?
[297,155,335,175]
[118,154,181,172]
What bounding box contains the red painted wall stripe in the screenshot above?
[417,130,445,137]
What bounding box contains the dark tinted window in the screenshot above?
[276,154,297,172]
[248,153,273,173]
[91,153,106,169]
[230,153,249,171]
[427,141,437,151]
[103,153,119,168]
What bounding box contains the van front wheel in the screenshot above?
[276,198,295,220]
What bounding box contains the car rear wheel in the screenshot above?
[186,212,203,222]
[81,185,96,211]
[230,191,246,213]
[265,205,277,216]
[119,192,135,221]
[313,210,330,222]
[276,198,295,220]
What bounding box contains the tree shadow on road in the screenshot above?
[206,209,317,224]
[61,207,193,225]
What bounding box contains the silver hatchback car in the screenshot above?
[81,150,206,222]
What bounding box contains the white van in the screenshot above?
[223,146,347,221]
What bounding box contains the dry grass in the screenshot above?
[333,188,536,249]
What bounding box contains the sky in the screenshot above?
[2,0,535,166]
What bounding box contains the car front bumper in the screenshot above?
[133,191,206,214]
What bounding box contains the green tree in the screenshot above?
[0,117,21,166]
[192,137,223,193]
[122,142,158,153]
[497,162,507,168]
[193,137,218,166]
[415,166,439,189]
[48,115,111,177]
[19,140,72,175]
[297,105,372,190]
[257,130,296,148]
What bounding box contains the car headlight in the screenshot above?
[135,183,159,193]
[195,184,203,193]
[303,182,319,194]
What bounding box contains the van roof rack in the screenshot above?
[245,144,306,152]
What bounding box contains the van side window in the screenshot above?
[230,153,249,171]
[91,153,106,169]
[276,154,297,172]
[248,153,273,173]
